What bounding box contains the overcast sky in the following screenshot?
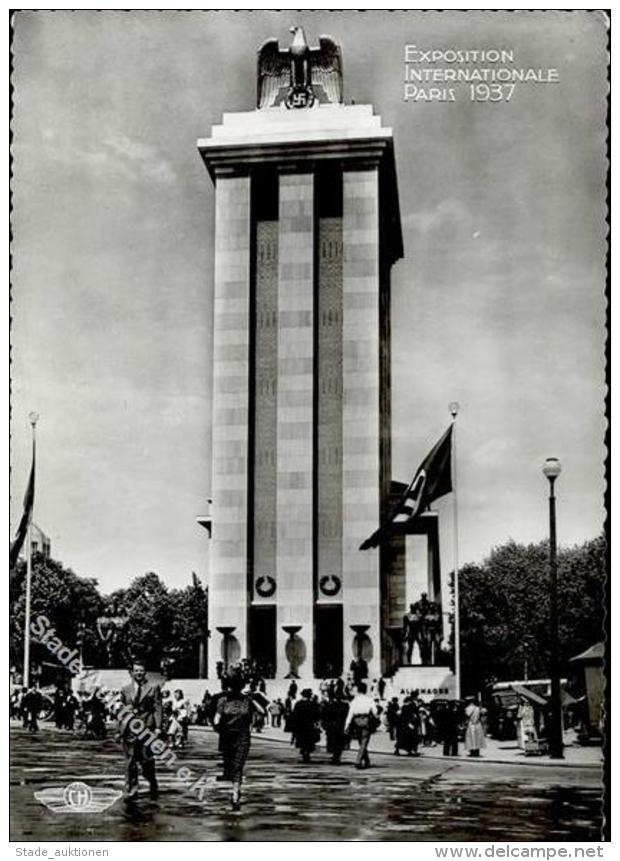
[11,10,608,594]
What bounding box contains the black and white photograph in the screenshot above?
[9,8,609,845]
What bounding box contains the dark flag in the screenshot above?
[10,444,35,569]
[360,424,453,550]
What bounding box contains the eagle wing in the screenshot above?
[310,36,343,105]
[257,38,290,109]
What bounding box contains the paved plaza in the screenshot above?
[10,725,603,842]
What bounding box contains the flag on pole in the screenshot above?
[10,444,35,569]
[360,424,453,550]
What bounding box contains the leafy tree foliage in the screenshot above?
[458,535,606,695]
[166,575,209,677]
[103,572,209,673]
[10,554,105,673]
[103,572,174,670]
[11,561,209,678]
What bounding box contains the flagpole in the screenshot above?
[23,411,39,689]
[449,402,461,701]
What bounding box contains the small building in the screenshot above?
[569,642,604,740]
[30,523,51,559]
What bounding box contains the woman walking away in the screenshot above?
[291,689,320,763]
[214,671,263,810]
[464,696,486,757]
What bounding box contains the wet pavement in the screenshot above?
[10,726,603,841]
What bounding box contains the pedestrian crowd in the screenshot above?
[196,672,487,765]
[11,672,487,761]
[10,684,106,736]
[11,666,487,812]
[9,682,196,749]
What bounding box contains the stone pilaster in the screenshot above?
[253,218,279,602]
[342,166,381,679]
[276,172,315,679]
[208,174,251,677]
[316,214,344,602]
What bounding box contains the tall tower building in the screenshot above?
[198,30,406,681]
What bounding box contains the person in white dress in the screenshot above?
[464,697,486,757]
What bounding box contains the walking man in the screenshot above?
[23,686,43,733]
[386,697,400,741]
[53,685,65,729]
[291,689,320,763]
[118,662,163,802]
[436,700,460,756]
[344,682,378,769]
[377,676,386,701]
[321,689,349,764]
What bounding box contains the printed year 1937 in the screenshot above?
[470,83,515,102]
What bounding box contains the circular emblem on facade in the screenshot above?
[319,575,341,597]
[286,84,315,109]
[255,575,276,598]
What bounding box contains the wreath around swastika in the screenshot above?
[319,575,341,597]
[255,576,276,598]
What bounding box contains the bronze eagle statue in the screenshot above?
[257,26,343,109]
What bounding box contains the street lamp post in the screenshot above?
[542,456,564,759]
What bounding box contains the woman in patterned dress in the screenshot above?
[214,672,263,810]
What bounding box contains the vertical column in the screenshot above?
[209,174,251,678]
[253,217,279,600]
[342,166,381,679]
[316,213,343,596]
[276,172,314,679]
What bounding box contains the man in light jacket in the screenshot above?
[344,682,378,769]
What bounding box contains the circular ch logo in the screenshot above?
[255,575,276,598]
[63,782,93,811]
[319,575,341,597]
[35,781,122,814]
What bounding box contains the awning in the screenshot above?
[511,683,577,709]
[511,684,548,706]
[493,690,519,708]
[561,689,579,707]
[570,642,604,664]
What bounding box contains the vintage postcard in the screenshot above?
[9,9,609,846]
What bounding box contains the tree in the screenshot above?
[457,535,606,695]
[100,571,209,675]
[104,572,173,671]
[10,554,213,678]
[10,554,105,676]
[166,575,209,677]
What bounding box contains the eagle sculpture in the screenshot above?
[257,26,343,109]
